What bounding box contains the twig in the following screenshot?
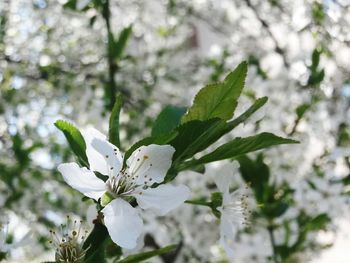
[268,225,280,263]
[243,0,289,68]
[101,0,118,110]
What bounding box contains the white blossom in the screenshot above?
[213,172,252,260]
[58,127,190,249]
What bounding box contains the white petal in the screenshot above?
[0,233,6,252]
[222,191,232,207]
[213,166,233,194]
[219,214,236,259]
[10,231,32,249]
[58,163,106,200]
[82,127,109,175]
[127,144,175,184]
[122,234,145,255]
[135,184,190,216]
[91,138,123,176]
[102,199,143,249]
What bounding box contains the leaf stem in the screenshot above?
[267,225,280,263]
[102,0,118,110]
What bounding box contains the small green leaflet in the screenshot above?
[172,97,268,163]
[238,154,270,204]
[227,96,268,130]
[191,133,299,165]
[152,105,187,136]
[54,120,88,166]
[170,118,227,161]
[109,94,123,148]
[181,61,247,123]
[110,26,133,62]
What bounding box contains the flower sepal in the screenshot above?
[100,192,114,207]
[210,192,223,218]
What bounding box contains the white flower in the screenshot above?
[49,216,89,263]
[0,224,10,254]
[0,215,31,255]
[58,127,190,249]
[213,172,251,259]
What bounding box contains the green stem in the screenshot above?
[102,0,118,110]
[267,225,280,263]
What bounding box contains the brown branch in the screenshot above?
[243,0,289,68]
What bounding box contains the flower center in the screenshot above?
[106,170,138,197]
[49,216,89,263]
[222,186,253,227]
[105,154,153,198]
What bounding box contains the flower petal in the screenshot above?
[219,214,236,259]
[213,165,233,194]
[58,163,106,200]
[127,144,175,184]
[134,184,190,215]
[0,232,6,252]
[102,199,143,249]
[82,127,109,175]
[91,138,123,176]
[122,234,145,255]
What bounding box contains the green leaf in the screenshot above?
[152,105,187,136]
[238,154,270,203]
[305,213,330,231]
[265,202,289,218]
[115,245,176,263]
[109,94,123,148]
[54,120,88,166]
[188,163,206,174]
[181,61,247,123]
[312,2,325,25]
[165,98,267,177]
[296,103,311,119]
[171,118,227,162]
[192,133,298,165]
[173,97,268,162]
[291,212,330,253]
[123,131,178,166]
[106,242,123,259]
[63,0,77,10]
[112,26,132,61]
[0,253,7,262]
[63,0,91,11]
[227,96,268,130]
[83,222,109,263]
[311,48,321,69]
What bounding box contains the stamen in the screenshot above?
[222,185,253,227]
[49,216,89,263]
[105,151,155,199]
[130,155,150,176]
